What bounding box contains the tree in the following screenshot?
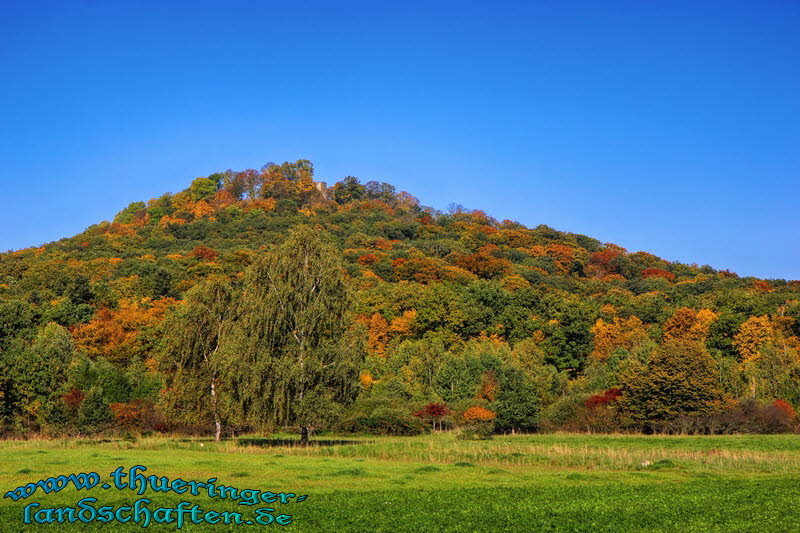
[454,244,513,279]
[493,367,540,433]
[0,300,34,350]
[113,201,146,224]
[590,316,647,361]
[734,315,773,364]
[221,226,363,444]
[159,278,237,440]
[434,349,503,404]
[332,176,366,204]
[733,315,774,397]
[72,298,177,365]
[189,177,218,201]
[538,300,596,372]
[364,181,396,203]
[663,307,718,344]
[222,170,248,200]
[1,323,75,430]
[621,339,722,421]
[413,402,451,431]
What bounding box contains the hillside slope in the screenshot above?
[1,160,799,435]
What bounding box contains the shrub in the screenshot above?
[584,388,622,410]
[463,406,496,421]
[540,394,590,432]
[338,396,426,436]
[540,390,630,433]
[338,407,426,436]
[109,398,162,432]
[773,399,797,421]
[643,399,798,435]
[459,406,496,440]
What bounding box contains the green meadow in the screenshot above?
[2,433,800,531]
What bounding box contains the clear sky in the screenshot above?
[1,1,798,279]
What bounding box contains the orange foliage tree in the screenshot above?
[72,298,177,364]
[454,244,512,279]
[357,309,417,357]
[641,268,675,281]
[463,406,496,421]
[190,245,219,261]
[587,244,626,278]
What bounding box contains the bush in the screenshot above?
[458,406,496,440]
[584,388,622,410]
[338,406,426,436]
[540,394,590,432]
[643,399,798,435]
[540,390,631,433]
[338,391,426,436]
[109,398,164,433]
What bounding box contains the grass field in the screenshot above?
[2,432,800,531]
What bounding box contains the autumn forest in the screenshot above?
[2,160,799,439]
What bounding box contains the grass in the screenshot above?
[1,432,799,531]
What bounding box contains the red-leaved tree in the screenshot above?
[414,402,451,431]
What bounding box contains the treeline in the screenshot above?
[1,160,799,438]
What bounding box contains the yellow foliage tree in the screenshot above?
[500,274,530,292]
[733,315,773,364]
[590,316,648,360]
[663,307,718,343]
[192,200,215,219]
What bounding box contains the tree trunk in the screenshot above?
[300,425,309,445]
[211,374,222,442]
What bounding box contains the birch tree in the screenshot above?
[160,278,236,441]
[222,226,362,444]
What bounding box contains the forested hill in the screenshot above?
[2,160,800,436]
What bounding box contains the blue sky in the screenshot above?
[1,1,798,279]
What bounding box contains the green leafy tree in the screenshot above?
[113,201,146,224]
[77,386,112,433]
[0,300,34,350]
[221,226,363,443]
[189,177,219,201]
[434,350,503,404]
[159,278,237,440]
[493,367,541,433]
[332,176,366,204]
[1,323,75,430]
[621,339,722,421]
